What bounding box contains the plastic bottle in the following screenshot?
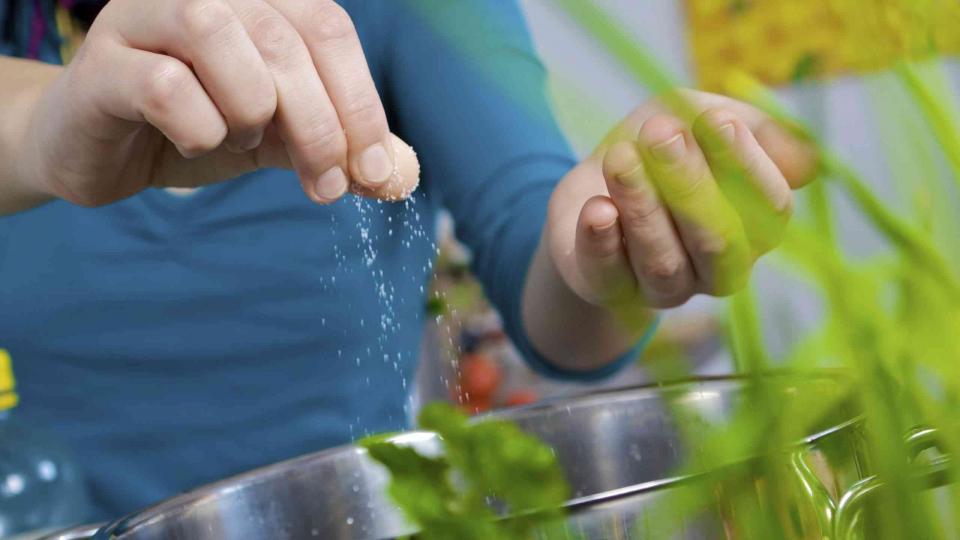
[0,350,90,538]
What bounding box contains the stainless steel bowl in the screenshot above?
[93,375,867,539]
[35,523,104,540]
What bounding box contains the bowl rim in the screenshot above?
[481,369,860,511]
[96,370,859,537]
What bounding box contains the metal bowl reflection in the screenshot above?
[92,374,863,539]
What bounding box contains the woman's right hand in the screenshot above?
[14,0,420,210]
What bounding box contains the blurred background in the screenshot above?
[414,0,960,416]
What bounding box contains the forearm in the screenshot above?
[0,56,62,215]
[522,234,656,373]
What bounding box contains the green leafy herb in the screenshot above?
[362,403,570,540]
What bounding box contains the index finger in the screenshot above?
[265,0,398,191]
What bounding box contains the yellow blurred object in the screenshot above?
[686,0,960,91]
[0,349,19,411]
[55,5,86,65]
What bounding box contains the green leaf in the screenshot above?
[362,403,570,540]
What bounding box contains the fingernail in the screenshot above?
[616,162,647,187]
[650,133,686,164]
[358,143,394,186]
[715,123,736,145]
[591,217,617,234]
[315,167,348,202]
[700,123,736,155]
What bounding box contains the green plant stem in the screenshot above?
[552,0,694,121]
[821,153,960,297]
[896,62,960,190]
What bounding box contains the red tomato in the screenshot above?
[504,389,539,407]
[459,353,502,400]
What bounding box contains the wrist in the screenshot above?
[523,232,656,374]
[0,58,64,214]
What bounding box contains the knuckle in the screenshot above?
[143,59,190,113]
[341,94,384,133]
[67,38,111,102]
[250,15,301,65]
[662,167,710,201]
[641,265,694,308]
[738,152,765,178]
[307,2,357,43]
[293,117,347,164]
[734,147,774,183]
[621,198,663,229]
[644,255,686,283]
[231,95,276,131]
[694,233,730,259]
[721,153,767,189]
[301,118,345,150]
[179,0,233,38]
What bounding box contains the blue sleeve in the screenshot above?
[385,0,655,381]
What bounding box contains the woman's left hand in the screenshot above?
[547,90,818,312]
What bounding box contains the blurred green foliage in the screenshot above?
[362,403,569,540]
[556,1,960,538]
[378,2,960,538]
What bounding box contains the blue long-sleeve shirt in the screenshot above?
[0,0,652,520]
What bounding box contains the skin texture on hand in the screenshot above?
[524,89,818,373]
[2,0,420,216]
[0,57,63,214]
